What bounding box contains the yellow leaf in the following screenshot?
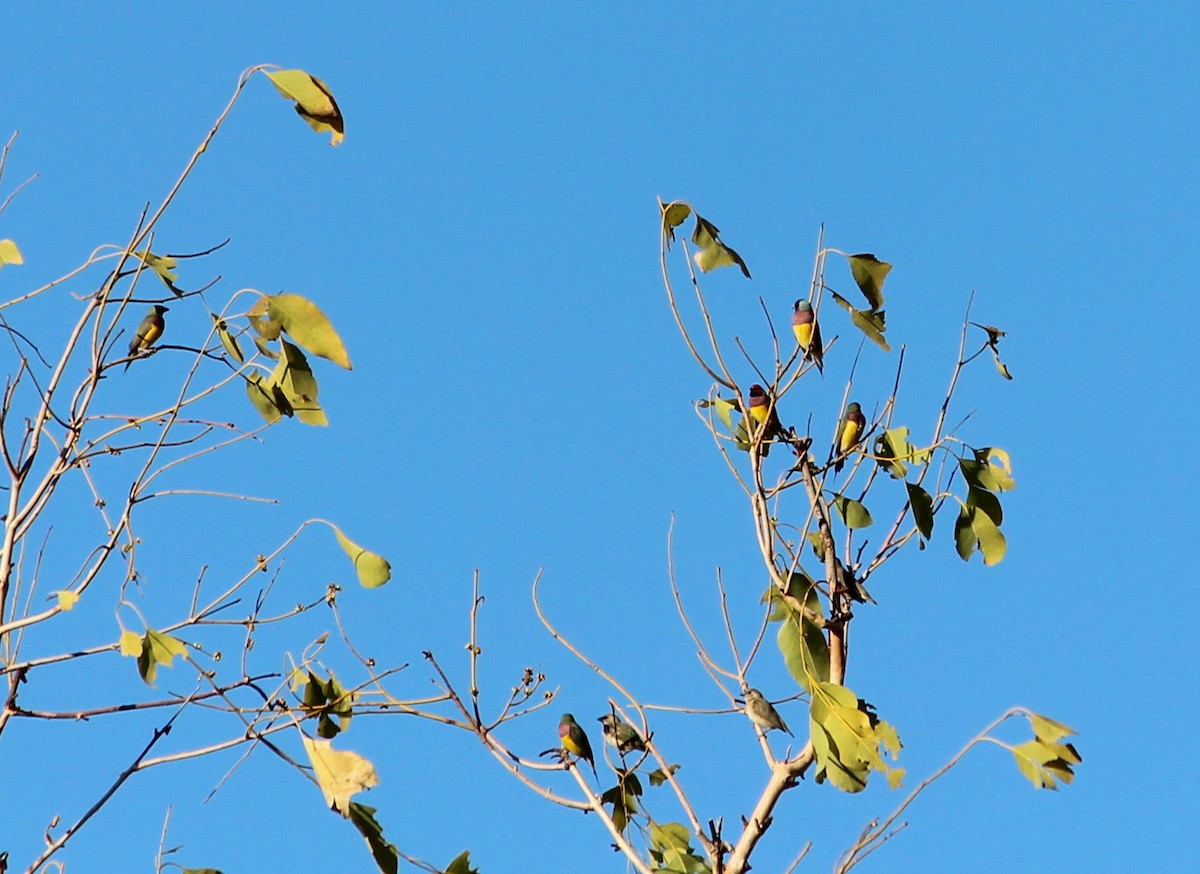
[0,239,24,267]
[266,69,345,146]
[119,629,144,657]
[266,293,352,369]
[54,590,80,611]
[302,735,379,815]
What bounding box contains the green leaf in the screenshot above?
[213,316,245,364]
[0,238,24,267]
[809,683,902,794]
[648,764,680,786]
[272,339,327,426]
[136,628,188,686]
[347,803,400,874]
[661,200,692,242]
[266,68,345,146]
[959,447,1016,492]
[244,372,287,424]
[954,503,1007,566]
[649,822,709,874]
[332,524,392,588]
[966,486,1003,525]
[954,505,976,561]
[266,292,352,369]
[444,850,479,874]
[133,249,184,296]
[301,669,355,738]
[846,253,892,310]
[777,607,829,693]
[691,215,751,278]
[833,495,874,529]
[830,290,890,352]
[302,735,379,814]
[972,509,1007,566]
[905,482,935,539]
[697,396,737,431]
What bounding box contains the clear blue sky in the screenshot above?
[1,3,1196,872]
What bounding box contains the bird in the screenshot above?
[833,402,866,473]
[743,688,792,736]
[598,713,646,754]
[558,713,597,777]
[747,384,786,457]
[125,305,169,371]
[791,299,824,374]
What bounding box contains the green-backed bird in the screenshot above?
[598,714,646,754]
[747,384,786,457]
[559,713,597,777]
[743,688,792,736]
[833,401,866,473]
[125,305,168,371]
[791,299,824,374]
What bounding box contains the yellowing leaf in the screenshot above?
[831,290,890,352]
[332,524,392,588]
[119,629,144,657]
[54,590,80,611]
[213,315,245,364]
[137,628,188,686]
[266,293,352,369]
[1030,713,1078,745]
[244,372,286,423]
[266,69,345,146]
[0,238,25,267]
[272,339,327,426]
[846,253,892,310]
[248,296,283,341]
[133,249,183,295]
[661,200,692,242]
[302,735,379,815]
[691,215,751,278]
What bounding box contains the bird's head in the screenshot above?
[152,305,169,315]
[793,299,812,313]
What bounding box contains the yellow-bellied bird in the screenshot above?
[125,305,168,371]
[792,299,823,374]
[833,401,866,473]
[743,688,792,736]
[747,384,786,457]
[559,713,597,778]
[598,713,646,754]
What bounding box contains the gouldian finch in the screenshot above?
[598,714,646,754]
[833,402,866,473]
[125,305,168,371]
[791,299,824,374]
[747,384,786,457]
[743,688,792,736]
[559,713,597,777]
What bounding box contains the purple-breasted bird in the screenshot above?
[747,384,786,457]
[792,299,824,374]
[833,402,866,473]
[125,305,168,371]
[559,713,597,778]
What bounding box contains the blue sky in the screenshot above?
[1,3,1196,872]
